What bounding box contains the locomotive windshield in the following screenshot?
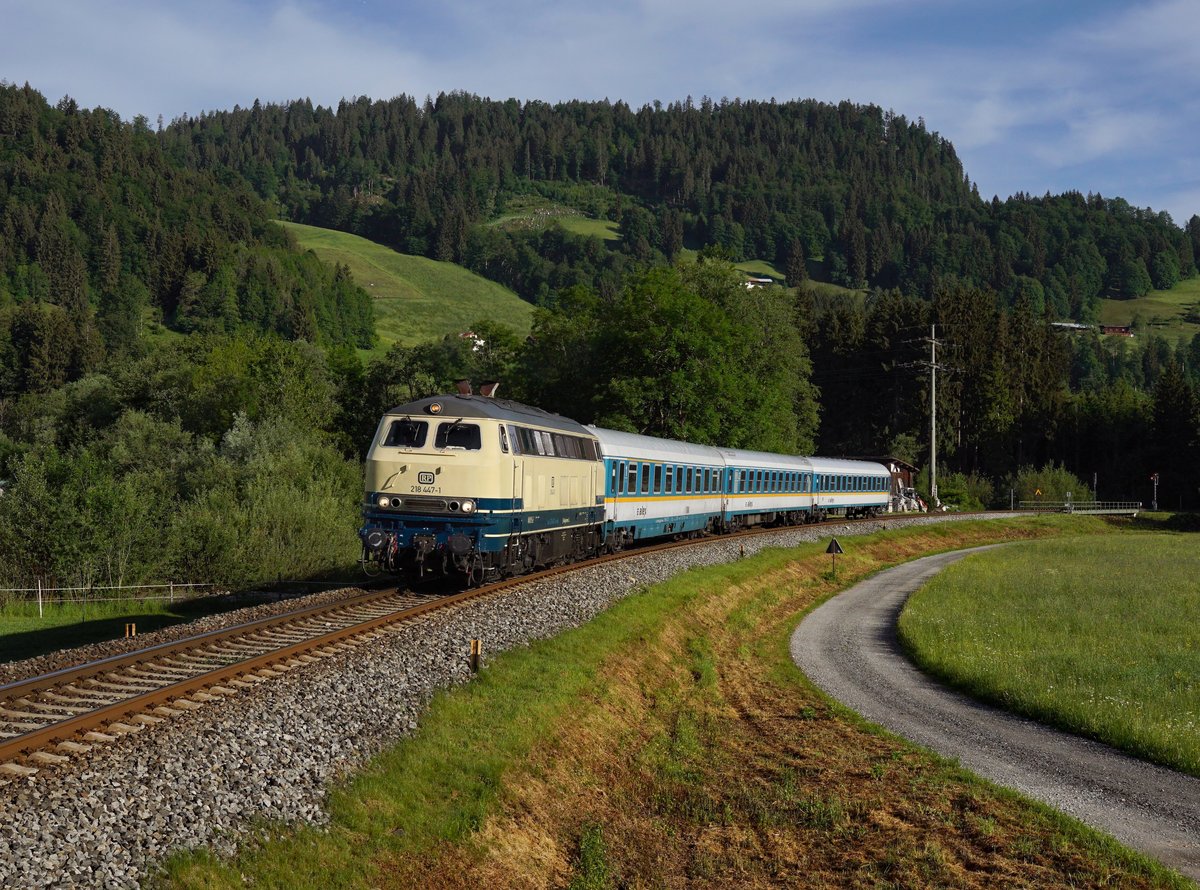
[383,418,428,448]
[435,421,482,450]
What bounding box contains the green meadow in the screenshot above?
[900,533,1200,776]
[1098,276,1200,345]
[279,221,534,351]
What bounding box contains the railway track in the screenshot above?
[0,587,462,774]
[0,511,994,776]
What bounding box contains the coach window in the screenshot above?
[627,463,637,494]
[610,463,618,495]
[655,464,664,493]
[641,463,650,494]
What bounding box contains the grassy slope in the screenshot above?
[900,532,1200,776]
[491,195,814,286]
[1098,276,1200,345]
[162,516,1183,889]
[280,221,535,351]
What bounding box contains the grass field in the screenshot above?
[900,533,1200,776]
[489,194,620,241]
[163,516,1183,888]
[1098,276,1200,345]
[280,221,534,351]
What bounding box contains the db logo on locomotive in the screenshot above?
[418,471,435,485]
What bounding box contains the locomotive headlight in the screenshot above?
[460,499,476,513]
[376,494,390,508]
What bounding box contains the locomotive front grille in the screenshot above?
[403,496,449,513]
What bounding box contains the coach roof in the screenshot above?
[386,395,594,436]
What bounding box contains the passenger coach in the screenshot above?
[590,427,726,547]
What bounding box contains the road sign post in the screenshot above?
[826,537,844,580]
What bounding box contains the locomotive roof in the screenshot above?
[386,395,594,436]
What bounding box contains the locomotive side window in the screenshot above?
[499,426,510,454]
[435,422,481,450]
[384,419,428,448]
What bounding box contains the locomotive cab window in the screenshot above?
[383,418,428,448]
[435,422,481,450]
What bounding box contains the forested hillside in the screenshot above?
[166,93,1200,317]
[0,82,374,396]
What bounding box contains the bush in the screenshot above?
[1004,464,1091,504]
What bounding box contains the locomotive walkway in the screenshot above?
[791,547,1200,882]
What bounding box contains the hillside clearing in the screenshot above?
[280,221,534,350]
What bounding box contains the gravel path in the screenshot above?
[791,547,1200,882]
[0,513,984,888]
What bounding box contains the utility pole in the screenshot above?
[899,326,947,511]
[928,324,941,508]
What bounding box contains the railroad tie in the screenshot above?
[29,751,69,766]
[105,723,143,735]
[0,762,38,778]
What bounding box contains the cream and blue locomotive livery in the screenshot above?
[360,393,893,583]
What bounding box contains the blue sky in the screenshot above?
[4,0,1198,224]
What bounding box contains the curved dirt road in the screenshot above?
[791,546,1200,881]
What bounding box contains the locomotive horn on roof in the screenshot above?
[480,381,500,398]
[455,379,472,395]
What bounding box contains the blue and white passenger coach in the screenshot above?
[590,428,726,547]
[360,394,605,583]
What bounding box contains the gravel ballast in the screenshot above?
[0,514,993,888]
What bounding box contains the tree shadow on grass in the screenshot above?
[0,600,228,666]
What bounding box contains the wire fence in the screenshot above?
[0,577,370,619]
[0,581,219,617]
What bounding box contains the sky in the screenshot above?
[4,0,1199,224]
